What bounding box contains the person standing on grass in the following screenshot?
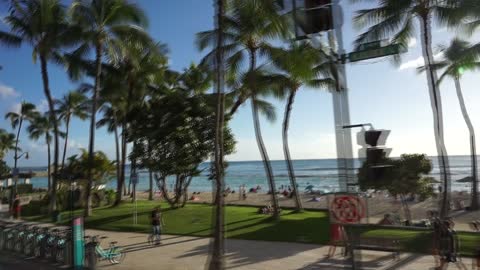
[151,206,165,245]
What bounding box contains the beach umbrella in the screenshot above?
[424,177,441,184]
[456,176,473,183]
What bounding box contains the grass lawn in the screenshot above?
[356,226,480,257]
[23,201,480,256]
[24,200,331,245]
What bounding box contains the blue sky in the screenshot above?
[1,1,480,167]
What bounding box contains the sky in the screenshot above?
[1,0,480,167]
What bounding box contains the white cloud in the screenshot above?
[37,99,49,113]
[68,139,84,150]
[408,38,417,48]
[7,102,21,114]
[0,83,20,99]
[399,52,444,71]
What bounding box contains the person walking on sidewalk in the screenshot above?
[438,219,467,270]
[150,206,165,245]
[11,194,21,219]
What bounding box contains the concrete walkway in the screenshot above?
[87,229,458,270]
[0,227,473,269]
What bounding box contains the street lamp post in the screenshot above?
[9,151,28,216]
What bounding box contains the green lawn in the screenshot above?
[355,226,480,257]
[23,201,480,256]
[24,201,331,245]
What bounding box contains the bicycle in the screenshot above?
[33,227,48,258]
[85,235,125,265]
[23,225,41,256]
[53,229,71,264]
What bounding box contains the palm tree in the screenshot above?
[269,41,335,212]
[420,39,480,210]
[0,129,16,160]
[197,0,288,219]
[56,91,89,169]
[111,41,167,206]
[5,102,39,200]
[209,0,226,268]
[1,0,79,213]
[27,115,55,191]
[96,103,122,198]
[351,0,461,217]
[69,0,150,215]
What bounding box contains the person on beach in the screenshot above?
[378,214,394,225]
[150,206,165,245]
[438,220,467,270]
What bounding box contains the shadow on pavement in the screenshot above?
[299,252,425,270]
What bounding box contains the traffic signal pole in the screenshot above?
[329,0,355,192]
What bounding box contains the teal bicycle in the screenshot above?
[85,235,125,265]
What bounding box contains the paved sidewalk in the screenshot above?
[88,229,454,270]
[1,228,473,269]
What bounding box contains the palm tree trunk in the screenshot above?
[114,124,121,198]
[147,140,153,201]
[248,49,279,219]
[209,0,226,268]
[454,76,478,210]
[46,134,51,191]
[282,90,302,212]
[85,42,103,217]
[9,118,22,209]
[419,15,451,218]
[40,55,59,214]
[252,98,280,219]
[61,115,70,169]
[115,120,128,205]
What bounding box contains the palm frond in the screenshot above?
[254,98,276,122]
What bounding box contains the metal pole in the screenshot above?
[329,0,355,193]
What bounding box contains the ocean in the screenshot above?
[22,156,476,193]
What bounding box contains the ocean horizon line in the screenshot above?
[15,154,477,170]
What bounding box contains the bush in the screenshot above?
[92,190,106,208]
[22,200,48,216]
[104,189,116,205]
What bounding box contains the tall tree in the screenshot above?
[70,0,150,215]
[421,39,480,210]
[269,41,335,212]
[96,103,122,199]
[27,114,58,191]
[197,0,288,219]
[55,90,89,169]
[351,0,461,218]
[5,102,39,201]
[1,0,79,213]
[210,0,226,266]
